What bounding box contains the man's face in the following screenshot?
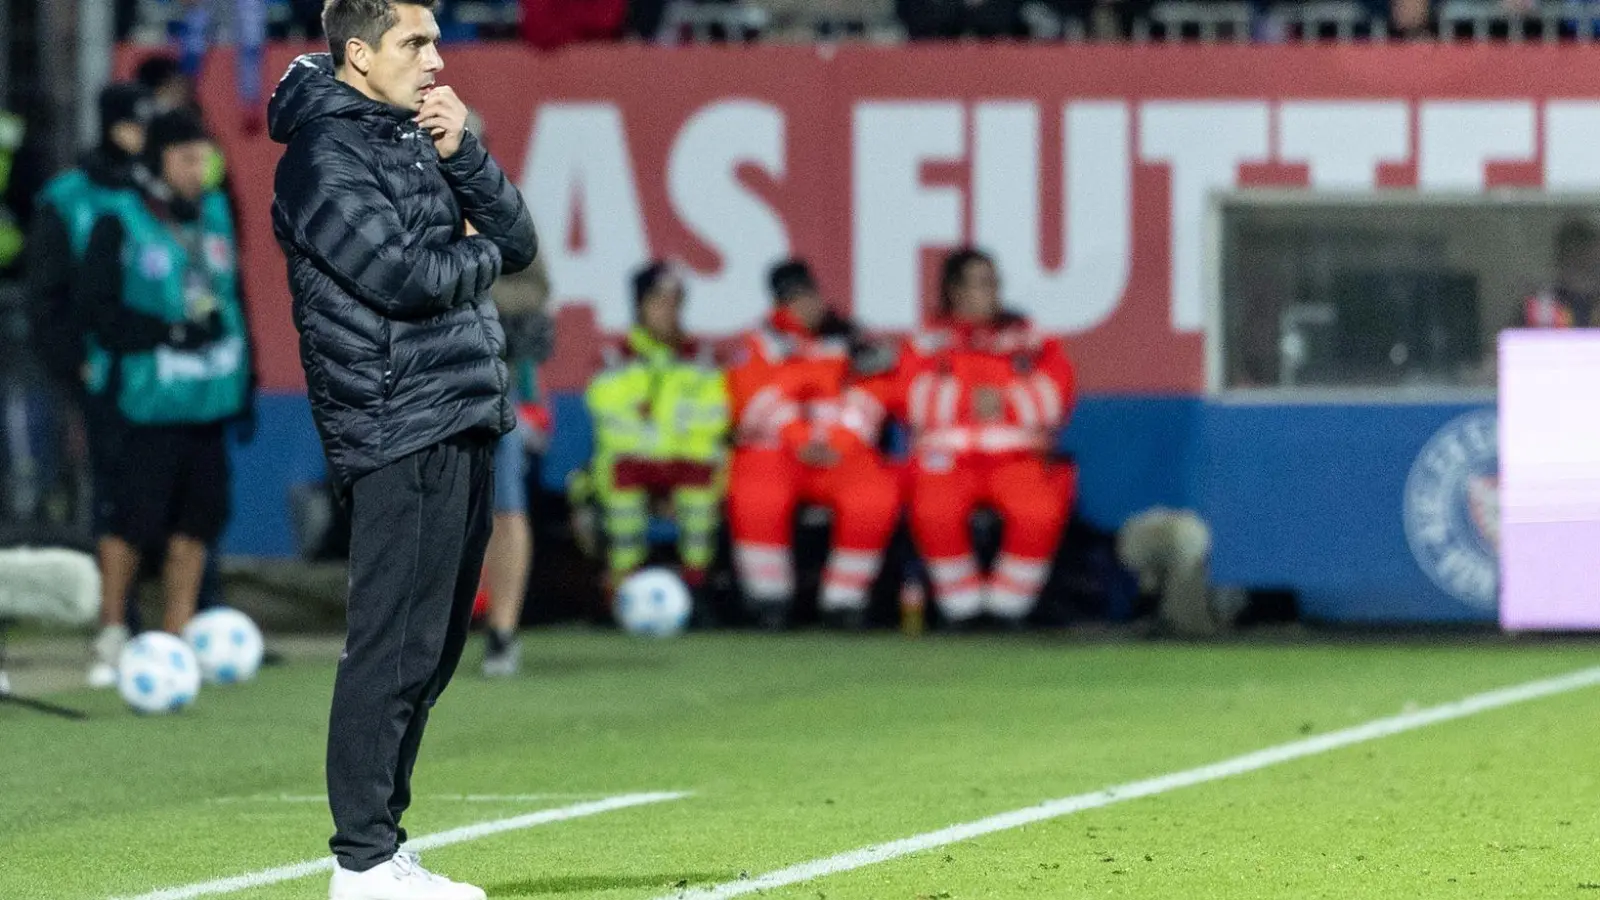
[786,288,826,332]
[950,259,1001,322]
[354,4,444,111]
[162,140,212,203]
[640,284,683,339]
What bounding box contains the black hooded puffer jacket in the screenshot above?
[268,53,537,487]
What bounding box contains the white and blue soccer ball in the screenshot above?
[614,568,693,638]
[182,607,266,685]
[117,632,201,714]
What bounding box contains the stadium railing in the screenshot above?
[1437,0,1600,40]
[131,0,521,42]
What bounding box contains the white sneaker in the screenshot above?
[87,662,118,689]
[329,849,486,900]
[481,639,521,678]
[88,625,129,689]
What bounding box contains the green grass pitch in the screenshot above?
[4,631,1600,899]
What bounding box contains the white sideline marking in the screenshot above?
[207,792,610,804]
[659,665,1600,900]
[111,792,690,900]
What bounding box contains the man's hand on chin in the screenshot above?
[417,85,468,158]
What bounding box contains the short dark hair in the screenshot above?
[768,259,818,305]
[144,108,210,176]
[632,261,685,315]
[323,0,437,68]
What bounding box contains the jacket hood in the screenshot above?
[268,53,402,144]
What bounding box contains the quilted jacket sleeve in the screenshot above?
[273,123,503,320]
[438,130,538,274]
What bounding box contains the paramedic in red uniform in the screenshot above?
[725,259,901,627]
[890,248,1078,624]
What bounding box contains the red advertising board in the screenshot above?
[123,43,1600,393]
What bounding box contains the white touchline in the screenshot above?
[110,792,690,900]
[659,664,1600,900]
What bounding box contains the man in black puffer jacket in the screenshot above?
[267,2,535,897]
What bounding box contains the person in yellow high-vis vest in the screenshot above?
[584,262,729,593]
[0,110,27,273]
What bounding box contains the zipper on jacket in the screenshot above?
[380,319,393,399]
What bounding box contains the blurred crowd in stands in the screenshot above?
[114,0,1600,48]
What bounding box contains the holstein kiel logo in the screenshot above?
[1402,410,1499,611]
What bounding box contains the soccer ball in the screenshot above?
[117,632,201,715]
[182,607,266,684]
[614,568,693,637]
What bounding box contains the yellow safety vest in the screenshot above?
[585,327,729,465]
[0,111,26,269]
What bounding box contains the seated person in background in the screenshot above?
[726,259,901,628]
[584,262,728,597]
[885,248,1076,626]
[1518,218,1600,327]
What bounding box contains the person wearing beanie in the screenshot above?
[27,82,154,390]
[32,83,152,685]
[29,84,155,650]
[724,258,902,629]
[580,262,728,606]
[73,108,255,687]
[135,52,243,239]
[140,111,212,204]
[36,93,244,683]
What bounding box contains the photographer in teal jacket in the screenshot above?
[74,109,253,684]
